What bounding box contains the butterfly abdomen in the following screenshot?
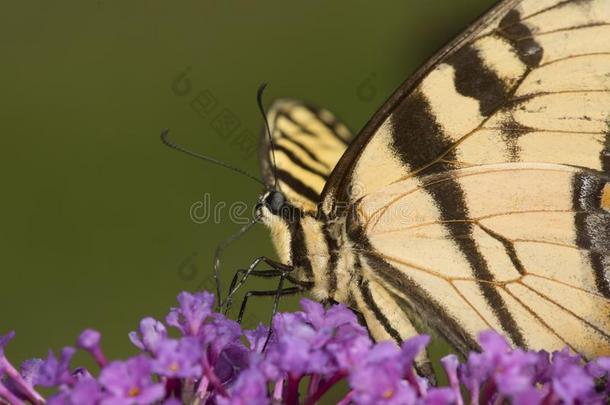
[263,204,361,303]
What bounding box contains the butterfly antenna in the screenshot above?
[161,129,264,186]
[256,83,280,190]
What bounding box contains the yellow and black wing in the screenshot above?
[319,0,610,358]
[259,99,353,212]
[322,0,610,209]
[351,163,610,358]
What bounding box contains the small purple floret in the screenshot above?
[37,347,77,387]
[349,342,416,405]
[47,378,103,405]
[128,317,167,355]
[218,367,269,405]
[77,329,107,368]
[244,324,269,353]
[152,337,202,378]
[99,355,165,404]
[166,291,214,337]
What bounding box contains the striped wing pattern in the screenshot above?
[261,99,352,212]
[324,0,610,357]
[354,164,610,357]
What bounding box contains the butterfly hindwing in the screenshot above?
[349,163,610,357]
[260,99,353,212]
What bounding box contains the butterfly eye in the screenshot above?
[265,191,285,214]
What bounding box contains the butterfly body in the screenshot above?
[257,192,348,303]
[257,0,610,361]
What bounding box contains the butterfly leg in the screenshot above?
[228,269,283,298]
[237,286,302,324]
[223,256,292,312]
[236,270,303,350]
[223,269,283,315]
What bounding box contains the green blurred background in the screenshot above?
[1,0,495,381]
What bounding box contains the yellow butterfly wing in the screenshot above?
[317,0,610,358]
[352,163,610,358]
[260,99,353,212]
[322,0,610,210]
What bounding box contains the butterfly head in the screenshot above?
[256,189,302,267]
[260,190,285,215]
[257,189,287,221]
[256,189,303,225]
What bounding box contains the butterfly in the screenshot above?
[250,0,610,369]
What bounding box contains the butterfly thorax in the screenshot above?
[257,190,356,303]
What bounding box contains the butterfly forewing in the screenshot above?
[324,0,610,211]
[316,0,610,357]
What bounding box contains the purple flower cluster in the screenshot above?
[1,291,609,404]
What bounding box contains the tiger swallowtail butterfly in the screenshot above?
[251,0,610,368]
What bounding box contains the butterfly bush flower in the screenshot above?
[1,291,610,404]
[548,349,599,403]
[349,342,417,404]
[37,347,78,388]
[0,333,45,405]
[261,299,372,404]
[440,355,461,405]
[266,299,371,376]
[47,378,103,405]
[152,337,202,379]
[99,355,165,403]
[244,323,270,354]
[77,329,107,368]
[166,291,215,337]
[217,367,269,405]
[128,317,168,355]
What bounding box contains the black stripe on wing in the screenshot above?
[276,169,321,207]
[376,7,549,347]
[478,223,527,275]
[390,91,452,176]
[424,172,526,347]
[275,105,350,145]
[496,9,543,68]
[357,273,403,343]
[448,45,511,117]
[449,9,544,153]
[272,143,330,181]
[302,105,350,146]
[275,110,317,137]
[277,129,332,170]
[389,93,526,347]
[346,219,479,356]
[599,120,610,174]
[322,219,339,297]
[572,171,610,299]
